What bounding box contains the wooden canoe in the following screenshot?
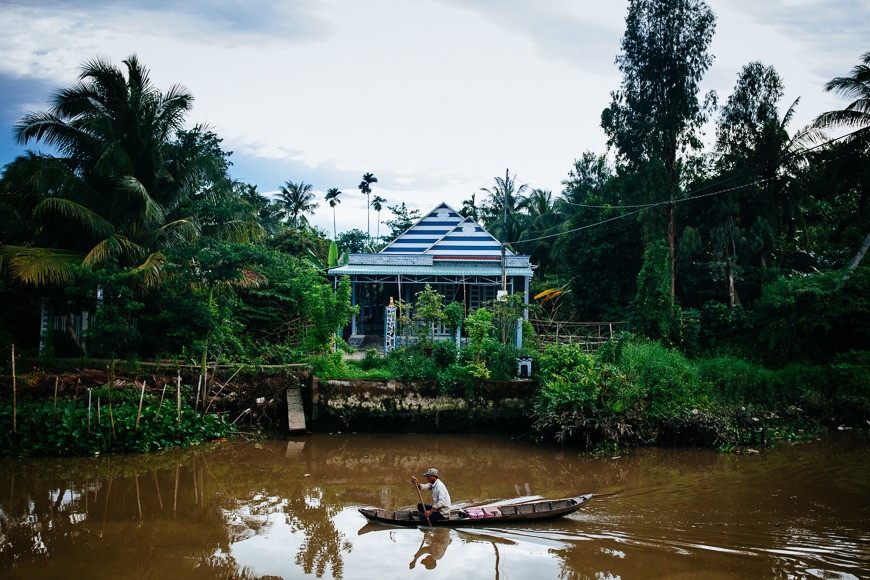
[358,494,593,527]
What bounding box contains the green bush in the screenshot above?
[616,338,711,416]
[309,351,347,377]
[385,346,438,380]
[828,350,870,398]
[754,269,870,364]
[535,343,596,382]
[432,340,458,368]
[0,391,232,457]
[360,349,385,371]
[480,342,521,380]
[695,355,771,403]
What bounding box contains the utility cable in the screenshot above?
[509,127,865,247]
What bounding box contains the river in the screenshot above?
[1,433,868,579]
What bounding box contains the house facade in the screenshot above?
[326,203,534,346]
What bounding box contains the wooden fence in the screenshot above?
[528,318,629,352]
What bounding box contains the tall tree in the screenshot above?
[383,203,421,244]
[278,180,318,229]
[812,51,870,281]
[459,193,481,222]
[559,157,644,320]
[358,172,378,237]
[813,51,870,143]
[1,55,205,287]
[709,62,799,306]
[518,188,563,276]
[371,194,386,241]
[325,187,342,239]
[238,183,283,236]
[479,170,529,253]
[601,0,716,316]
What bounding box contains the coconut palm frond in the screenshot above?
[131,252,168,288]
[34,197,115,239]
[82,235,144,268]
[2,245,85,286]
[153,218,200,248]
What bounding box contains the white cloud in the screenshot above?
[0,0,867,235]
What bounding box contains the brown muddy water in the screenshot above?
[1,433,868,580]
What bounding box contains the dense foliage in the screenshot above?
[0,386,232,457]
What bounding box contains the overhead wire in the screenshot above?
[508,127,866,247]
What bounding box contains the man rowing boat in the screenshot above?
[410,468,451,521]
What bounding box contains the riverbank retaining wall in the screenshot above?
[305,376,538,433]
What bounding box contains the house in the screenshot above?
[326,202,534,348]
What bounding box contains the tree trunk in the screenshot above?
[667,201,676,306]
[836,229,870,290]
[64,311,86,355]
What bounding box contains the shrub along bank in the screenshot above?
[531,338,870,451]
[0,391,230,456]
[0,366,297,457]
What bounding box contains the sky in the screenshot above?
[0,0,867,238]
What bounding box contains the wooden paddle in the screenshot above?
[412,477,432,526]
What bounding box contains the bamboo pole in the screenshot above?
[176,372,182,427]
[106,364,116,438]
[155,383,167,420]
[203,365,245,418]
[52,377,59,429]
[135,380,147,432]
[87,389,92,433]
[194,374,202,425]
[412,478,432,526]
[12,344,17,433]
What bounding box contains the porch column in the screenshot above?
[359,282,366,334]
[524,275,529,319]
[351,277,357,335]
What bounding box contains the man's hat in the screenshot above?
[423,468,439,477]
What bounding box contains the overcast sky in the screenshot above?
[0,0,866,238]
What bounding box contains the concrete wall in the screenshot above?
[306,376,538,433]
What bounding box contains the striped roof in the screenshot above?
[380,203,512,258]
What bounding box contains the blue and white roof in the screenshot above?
[380,203,512,258]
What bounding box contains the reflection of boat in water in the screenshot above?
[358,494,593,527]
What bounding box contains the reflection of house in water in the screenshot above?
[326,203,534,348]
[410,528,452,569]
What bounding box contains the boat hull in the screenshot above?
[358,494,593,528]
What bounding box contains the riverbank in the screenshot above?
[2,345,869,457]
[0,364,304,457]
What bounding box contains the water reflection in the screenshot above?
[409,528,451,569]
[1,433,868,579]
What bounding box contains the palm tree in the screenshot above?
[325,187,342,239]
[371,194,386,242]
[813,51,870,142]
[278,180,318,229]
[516,188,565,276]
[812,52,870,281]
[459,193,481,222]
[1,55,204,287]
[479,170,529,252]
[358,172,378,236]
